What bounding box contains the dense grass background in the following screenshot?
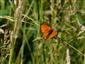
[0,0,85,64]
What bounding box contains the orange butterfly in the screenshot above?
[40,23,58,40]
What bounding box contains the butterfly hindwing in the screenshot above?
[47,30,58,40]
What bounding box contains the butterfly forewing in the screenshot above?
[41,24,52,39]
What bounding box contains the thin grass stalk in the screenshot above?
[33,0,38,20]
[33,0,41,64]
[39,0,44,23]
[39,0,46,64]
[84,54,85,64]
[82,0,85,9]
[9,0,24,64]
[26,33,35,63]
[15,49,21,64]
[50,0,56,25]
[66,48,71,64]
[33,1,38,64]
[21,0,34,22]
[64,41,84,56]
[20,32,25,64]
[0,0,5,9]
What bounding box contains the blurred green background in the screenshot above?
[0,0,85,64]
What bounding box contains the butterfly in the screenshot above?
[40,23,58,40]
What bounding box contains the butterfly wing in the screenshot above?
[47,30,58,40]
[40,24,52,39]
